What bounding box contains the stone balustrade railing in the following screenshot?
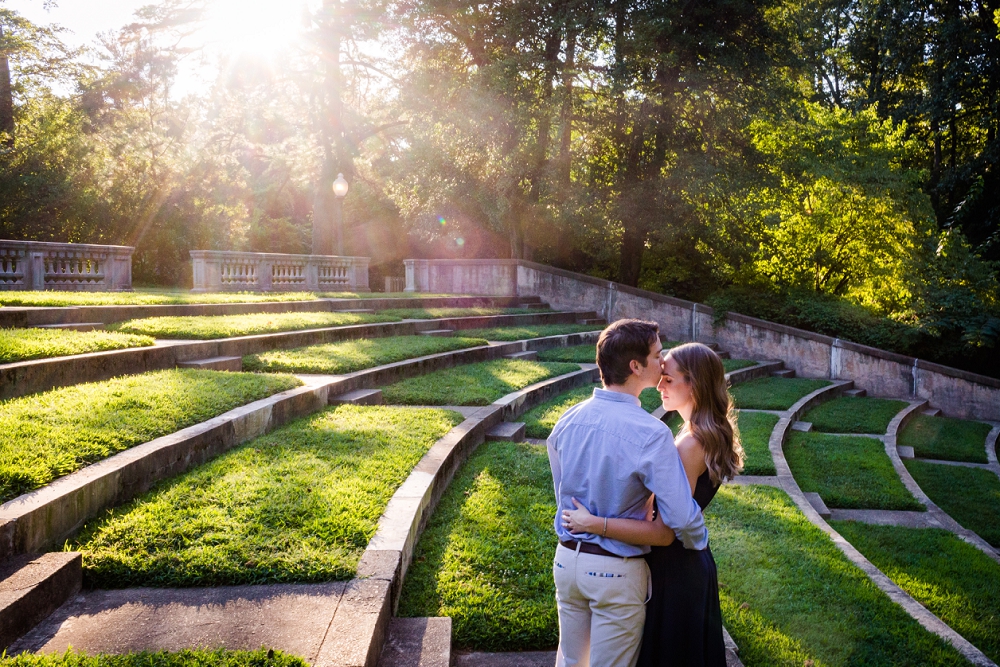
[0,240,133,292]
[190,250,370,293]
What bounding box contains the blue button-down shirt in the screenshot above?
[547,388,708,556]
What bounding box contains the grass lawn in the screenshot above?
[399,441,558,651]
[723,358,760,373]
[243,336,489,374]
[537,344,597,363]
[74,406,462,587]
[738,411,779,476]
[729,377,831,411]
[0,649,308,667]
[109,311,400,339]
[0,290,322,307]
[0,328,153,363]
[801,396,908,434]
[457,324,603,341]
[785,432,924,510]
[511,385,662,439]
[899,413,992,463]
[905,460,1000,547]
[378,307,544,319]
[832,521,1000,663]
[0,369,300,503]
[381,359,580,406]
[711,485,966,666]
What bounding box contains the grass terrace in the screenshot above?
[0,649,309,667]
[109,311,399,339]
[457,324,603,341]
[729,377,831,411]
[904,460,1000,546]
[378,307,546,319]
[536,343,756,374]
[74,405,462,587]
[520,384,662,439]
[785,432,924,510]
[0,369,299,503]
[0,328,154,363]
[833,522,1000,663]
[243,335,489,374]
[0,290,459,307]
[380,359,580,406]
[801,396,908,434]
[899,413,992,463]
[738,411,780,476]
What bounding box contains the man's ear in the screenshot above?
[629,358,643,376]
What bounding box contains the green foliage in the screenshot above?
[833,522,1000,664]
[458,325,604,341]
[243,336,489,374]
[898,414,992,464]
[0,649,308,667]
[381,359,580,406]
[905,460,1000,547]
[0,369,300,503]
[801,397,908,435]
[110,311,399,339]
[398,441,558,650]
[785,432,924,511]
[729,377,830,411]
[0,328,153,362]
[74,406,462,587]
[737,411,779,476]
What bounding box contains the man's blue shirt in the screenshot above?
[547,387,709,556]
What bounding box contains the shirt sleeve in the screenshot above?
[546,432,563,513]
[638,428,708,550]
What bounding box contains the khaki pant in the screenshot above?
[553,543,650,667]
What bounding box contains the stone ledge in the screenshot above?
[0,552,81,650]
[376,618,451,667]
[726,361,784,385]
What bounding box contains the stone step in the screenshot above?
[330,389,384,406]
[723,627,744,667]
[897,445,915,459]
[524,303,549,310]
[339,308,376,314]
[377,617,451,667]
[35,322,105,332]
[418,329,454,337]
[843,388,867,397]
[485,422,526,442]
[771,369,796,379]
[176,356,242,372]
[791,421,813,433]
[504,351,539,361]
[515,296,543,304]
[0,552,81,649]
[704,342,721,351]
[578,318,607,326]
[717,351,731,359]
[922,408,942,417]
[804,492,831,520]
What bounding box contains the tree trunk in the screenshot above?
[557,26,577,184]
[0,24,14,145]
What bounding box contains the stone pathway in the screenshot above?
[727,475,781,487]
[914,458,993,470]
[827,509,943,529]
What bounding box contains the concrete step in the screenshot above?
[804,492,831,520]
[771,369,796,379]
[704,343,721,351]
[897,445,915,459]
[339,308,376,314]
[843,388,867,397]
[524,303,549,310]
[922,408,942,417]
[515,296,543,305]
[486,422,526,442]
[377,617,451,667]
[791,421,813,433]
[717,351,731,359]
[504,351,539,361]
[35,322,105,332]
[330,389,384,406]
[176,356,242,372]
[0,552,82,649]
[578,318,607,326]
[418,329,454,337]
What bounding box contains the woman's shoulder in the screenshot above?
[674,430,705,455]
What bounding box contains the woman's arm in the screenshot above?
[562,498,676,546]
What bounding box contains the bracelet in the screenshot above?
[602,517,608,537]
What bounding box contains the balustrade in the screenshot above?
[0,240,133,291]
[190,250,370,293]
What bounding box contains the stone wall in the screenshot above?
[0,240,133,292]
[404,258,1000,421]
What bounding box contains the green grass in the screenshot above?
[0,649,308,667]
[0,290,323,307]
[905,460,1000,546]
[0,328,154,363]
[832,522,1000,664]
[457,324,603,341]
[723,358,760,373]
[801,396,908,434]
[243,335,489,374]
[899,413,992,463]
[521,384,598,439]
[378,307,544,319]
[710,485,966,666]
[381,359,580,406]
[109,311,400,339]
[399,440,558,651]
[738,411,780,476]
[785,432,924,510]
[0,369,300,503]
[73,405,462,587]
[537,344,596,363]
[730,377,831,411]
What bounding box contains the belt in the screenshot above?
[560,539,621,558]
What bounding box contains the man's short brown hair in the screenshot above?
[596,319,660,386]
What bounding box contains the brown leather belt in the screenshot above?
[560,539,621,558]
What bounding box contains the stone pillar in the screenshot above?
[404,259,429,292]
[29,252,45,290]
[259,260,273,291]
[305,260,319,291]
[352,257,370,291]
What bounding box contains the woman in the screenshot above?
[561,342,743,666]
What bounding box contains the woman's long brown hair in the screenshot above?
[666,342,744,485]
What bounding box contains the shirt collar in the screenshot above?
[593,387,641,406]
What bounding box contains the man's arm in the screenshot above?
[546,433,563,508]
[638,428,708,550]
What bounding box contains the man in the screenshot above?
[547,319,708,667]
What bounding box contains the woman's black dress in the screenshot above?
[636,470,726,667]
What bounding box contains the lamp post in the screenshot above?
[333,173,348,256]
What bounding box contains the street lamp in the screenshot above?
[333,173,348,256]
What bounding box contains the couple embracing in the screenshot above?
[547,319,743,667]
